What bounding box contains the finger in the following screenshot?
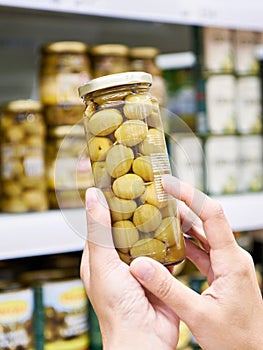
[130,257,203,323]
[80,241,90,291]
[185,238,212,280]
[85,187,120,267]
[178,201,209,251]
[162,175,236,251]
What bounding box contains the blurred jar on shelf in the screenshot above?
[129,46,167,108]
[90,43,130,78]
[0,99,48,213]
[46,124,93,209]
[39,41,91,106]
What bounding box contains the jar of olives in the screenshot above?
[39,41,91,106]
[90,43,130,78]
[0,99,48,213]
[79,72,185,266]
[46,124,93,209]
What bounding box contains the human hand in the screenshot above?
[130,175,263,350]
[80,187,180,350]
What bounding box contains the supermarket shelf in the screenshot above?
[1,0,263,30]
[0,208,87,260]
[0,192,263,260]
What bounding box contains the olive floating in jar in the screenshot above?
[112,173,145,199]
[130,238,166,262]
[105,144,134,178]
[133,203,162,232]
[132,155,154,182]
[114,120,148,147]
[88,108,123,136]
[88,136,113,161]
[112,220,139,253]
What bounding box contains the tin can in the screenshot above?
[79,71,185,266]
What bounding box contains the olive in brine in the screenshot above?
[112,220,139,253]
[123,94,153,120]
[114,120,148,147]
[88,136,112,161]
[92,161,111,188]
[105,144,134,178]
[138,128,166,155]
[140,183,167,208]
[155,216,181,247]
[130,238,166,263]
[132,155,154,182]
[112,174,145,199]
[108,196,137,221]
[133,204,162,232]
[88,108,123,136]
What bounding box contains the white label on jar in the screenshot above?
[203,27,233,72]
[42,279,88,339]
[206,75,236,133]
[54,156,92,190]
[236,76,262,133]
[238,135,263,192]
[57,72,90,104]
[205,136,239,195]
[150,153,170,202]
[234,31,260,74]
[170,134,203,190]
[0,289,34,348]
[24,156,44,177]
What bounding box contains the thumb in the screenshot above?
[130,257,203,321]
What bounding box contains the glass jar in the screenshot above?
[129,46,167,108]
[90,43,130,78]
[46,124,93,209]
[39,41,91,106]
[79,72,185,266]
[0,99,48,213]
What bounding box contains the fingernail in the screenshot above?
[130,258,155,282]
[161,174,178,187]
[85,188,99,210]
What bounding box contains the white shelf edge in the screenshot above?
[1,1,263,31]
[214,192,263,232]
[0,192,263,260]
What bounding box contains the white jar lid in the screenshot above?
[78,71,152,97]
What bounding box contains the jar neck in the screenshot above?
[84,82,151,104]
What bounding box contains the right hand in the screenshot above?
[130,175,263,350]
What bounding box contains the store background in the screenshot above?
[0,2,263,350]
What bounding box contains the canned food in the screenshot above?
[20,269,89,350]
[39,41,91,105]
[0,99,48,213]
[79,71,186,266]
[0,284,34,350]
[90,44,129,78]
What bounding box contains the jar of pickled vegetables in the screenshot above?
[129,46,167,107]
[90,44,130,78]
[79,72,185,265]
[39,41,91,106]
[46,124,93,209]
[0,99,48,213]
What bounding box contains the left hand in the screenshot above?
[80,187,179,350]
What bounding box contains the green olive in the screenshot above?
[88,108,123,136]
[112,174,145,199]
[130,238,166,263]
[155,216,181,247]
[108,196,137,221]
[133,204,162,232]
[132,156,154,182]
[138,128,166,155]
[140,183,167,208]
[112,220,139,253]
[123,93,153,120]
[88,136,112,161]
[92,161,111,188]
[105,144,134,178]
[114,120,148,147]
